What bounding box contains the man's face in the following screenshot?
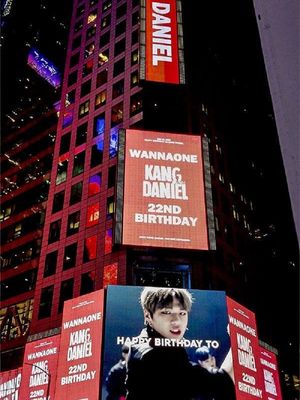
[147,299,188,340]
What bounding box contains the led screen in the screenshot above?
[28,48,61,88]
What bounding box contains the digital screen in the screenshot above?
[28,48,61,88]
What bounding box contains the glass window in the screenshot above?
[56,160,68,185]
[83,235,97,262]
[83,59,93,76]
[80,272,95,295]
[74,19,83,33]
[108,165,116,188]
[67,211,80,236]
[86,203,100,227]
[131,29,138,45]
[84,42,95,59]
[87,11,97,24]
[90,139,104,167]
[59,133,71,155]
[63,242,77,270]
[72,35,81,50]
[72,151,85,177]
[131,49,139,65]
[102,0,112,12]
[88,174,102,196]
[80,80,91,97]
[38,286,54,319]
[113,58,125,77]
[52,191,65,213]
[111,102,123,126]
[76,123,88,146]
[104,228,113,254]
[114,38,126,56]
[93,113,105,137]
[107,196,114,219]
[62,110,73,128]
[70,52,80,68]
[103,262,118,287]
[78,100,90,118]
[101,14,111,29]
[76,4,85,17]
[116,3,127,18]
[86,23,96,39]
[132,10,139,25]
[68,71,78,86]
[112,79,124,99]
[131,71,139,87]
[95,90,106,108]
[115,20,126,36]
[98,50,109,66]
[100,31,110,48]
[70,181,83,205]
[58,279,74,313]
[96,69,108,87]
[109,127,118,158]
[65,89,75,106]
[130,92,143,116]
[44,251,58,277]
[48,220,61,243]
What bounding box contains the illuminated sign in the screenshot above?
[259,347,282,399]
[101,286,235,399]
[28,48,61,88]
[116,129,209,250]
[140,0,185,84]
[227,297,264,399]
[19,335,60,400]
[54,290,104,400]
[0,368,22,400]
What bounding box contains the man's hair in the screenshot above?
[140,287,193,316]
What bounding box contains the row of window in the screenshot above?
[38,261,118,318]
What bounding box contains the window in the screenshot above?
[67,211,80,236]
[72,35,81,50]
[113,58,125,77]
[76,123,88,146]
[95,90,106,108]
[108,165,116,188]
[132,10,139,25]
[131,71,138,87]
[130,92,143,116]
[109,127,118,158]
[107,196,114,219]
[62,110,73,128]
[86,24,96,39]
[74,19,83,33]
[68,71,78,86]
[80,80,91,97]
[132,29,138,45]
[59,132,71,155]
[84,42,95,59]
[38,286,54,319]
[96,69,108,87]
[98,50,109,66]
[101,14,111,28]
[116,20,126,36]
[112,79,124,99]
[72,151,85,177]
[80,272,95,295]
[87,11,97,24]
[103,263,118,287]
[44,251,58,277]
[90,140,104,167]
[102,0,112,12]
[63,243,77,270]
[116,3,127,18]
[76,4,84,17]
[70,181,83,205]
[56,160,68,184]
[104,228,113,254]
[65,89,75,106]
[83,60,93,76]
[100,31,110,48]
[70,52,80,68]
[48,220,61,243]
[86,203,100,227]
[58,279,74,313]
[114,38,125,56]
[83,235,97,262]
[52,191,65,213]
[111,102,123,126]
[78,100,90,118]
[131,49,139,65]
[88,174,102,196]
[93,114,105,136]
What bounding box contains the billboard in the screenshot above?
[140,0,185,84]
[101,285,236,399]
[27,48,61,88]
[227,297,264,399]
[259,347,282,400]
[0,368,22,400]
[116,129,209,250]
[19,335,60,400]
[54,290,104,400]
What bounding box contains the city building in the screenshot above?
[1,0,298,397]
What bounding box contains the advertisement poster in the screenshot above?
[145,0,180,83]
[101,285,236,399]
[227,296,264,399]
[19,335,60,400]
[259,347,282,400]
[0,368,22,400]
[54,290,104,400]
[121,129,209,250]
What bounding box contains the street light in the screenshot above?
[24,362,51,400]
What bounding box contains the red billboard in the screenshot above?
[19,335,60,400]
[227,297,264,399]
[259,347,283,400]
[142,0,182,83]
[54,290,104,400]
[118,129,209,250]
[0,368,22,400]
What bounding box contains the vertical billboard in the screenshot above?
[19,335,60,400]
[140,0,185,84]
[259,347,283,400]
[101,285,236,399]
[116,129,210,250]
[227,296,264,399]
[54,290,104,400]
[0,368,22,400]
